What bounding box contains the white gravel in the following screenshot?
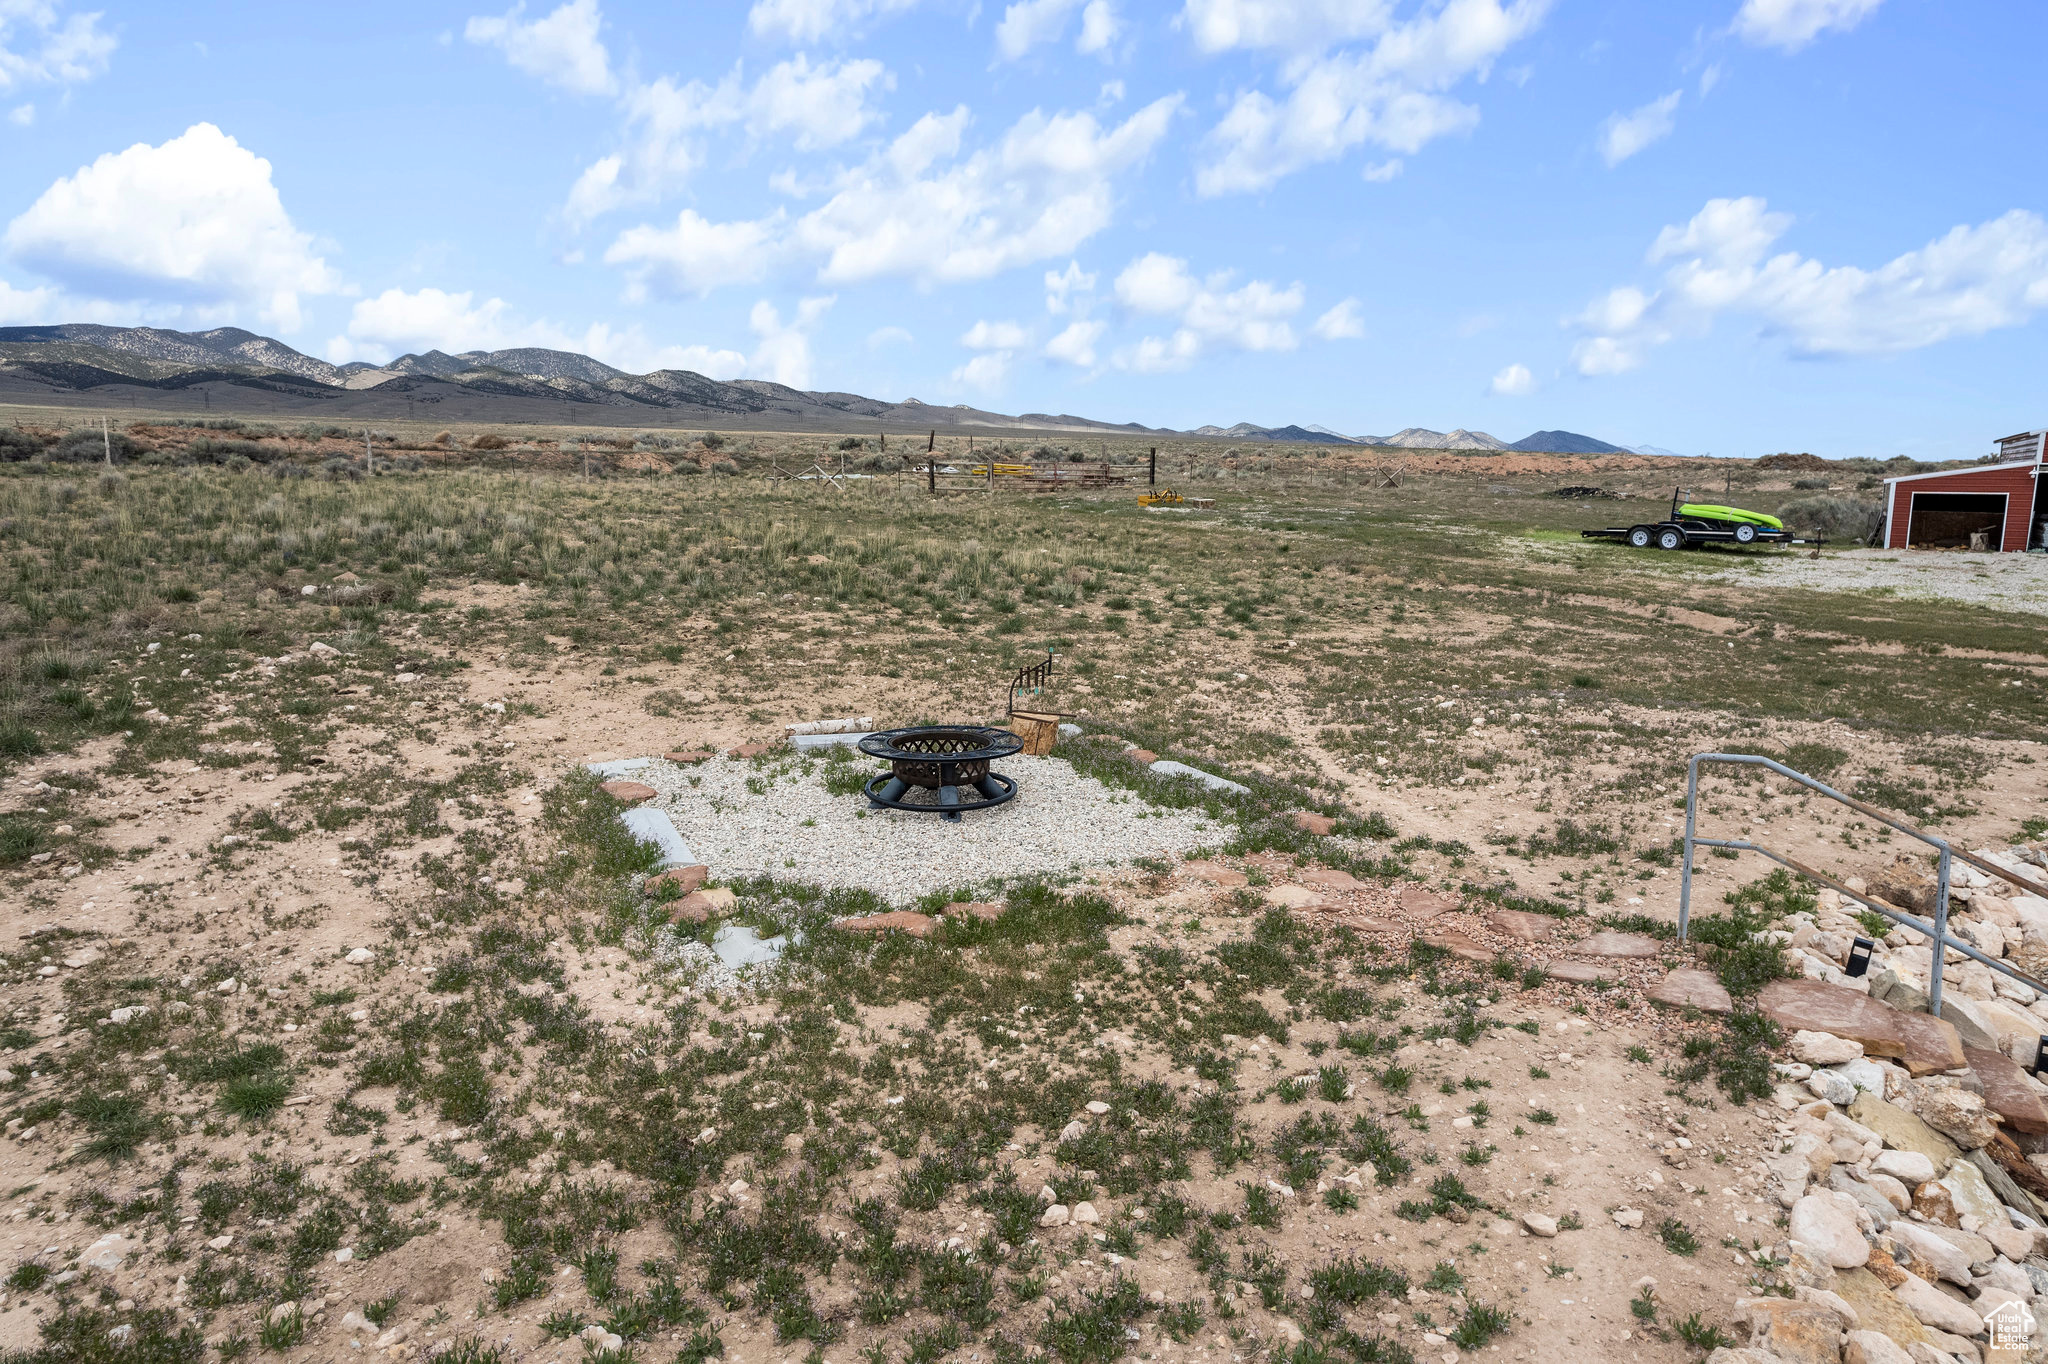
[639,751,1223,903]
[1694,548,2048,615]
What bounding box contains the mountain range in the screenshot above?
[0,324,1672,454]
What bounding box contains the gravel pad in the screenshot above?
[640,752,1222,903]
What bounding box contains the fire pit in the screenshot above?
[857,725,1023,822]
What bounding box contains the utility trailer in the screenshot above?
[1582,487,1802,550]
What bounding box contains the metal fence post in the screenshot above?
[1679,756,1701,943]
[1930,847,1951,1019]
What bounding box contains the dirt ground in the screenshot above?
[1,449,2043,1364]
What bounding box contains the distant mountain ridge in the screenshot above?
[0,323,1668,452]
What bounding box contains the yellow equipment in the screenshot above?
[1138,487,1184,507]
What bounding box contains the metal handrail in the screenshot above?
[1680,752,2048,1018]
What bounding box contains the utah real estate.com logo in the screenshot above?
[1986,1298,2036,1349]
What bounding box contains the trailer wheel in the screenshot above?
[1734,523,1756,544]
[1627,526,1653,548]
[1655,526,1685,551]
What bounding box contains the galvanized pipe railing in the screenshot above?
[1680,752,2048,1019]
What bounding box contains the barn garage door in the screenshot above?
[1907,491,2007,550]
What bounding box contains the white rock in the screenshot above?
[1520,1213,1557,1238]
[76,1235,129,1272]
[1887,1223,1973,1287]
[1084,1101,1110,1115]
[1892,1271,1986,1337]
[107,1006,149,1025]
[1843,1329,1915,1364]
[1795,1285,1859,1327]
[1871,1150,1937,1185]
[1791,1031,1865,1066]
[206,1234,232,1251]
[334,1247,353,1263]
[1072,1202,1100,1224]
[1612,1208,1644,1229]
[345,948,374,965]
[215,977,238,993]
[1865,1172,1911,1212]
[1789,1191,1869,1268]
[1058,1120,1086,1143]
[1040,1204,1071,1228]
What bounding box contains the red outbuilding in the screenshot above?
[1881,430,2046,552]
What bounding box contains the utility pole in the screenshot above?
[1148,446,1156,486]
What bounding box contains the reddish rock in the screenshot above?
[1646,968,1734,1014]
[1128,749,1158,765]
[1757,979,1966,1077]
[599,780,657,804]
[1571,930,1663,958]
[1292,811,1336,837]
[1265,884,1329,911]
[664,750,715,764]
[1963,1045,2048,1134]
[1333,912,1393,933]
[1486,910,1559,942]
[649,864,709,896]
[727,742,776,759]
[1419,930,1493,964]
[670,892,715,924]
[830,911,936,938]
[944,901,1005,921]
[1301,868,1365,892]
[1542,960,1617,984]
[1180,860,1248,887]
[1397,885,1458,920]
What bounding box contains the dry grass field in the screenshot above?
[1,410,2045,1364]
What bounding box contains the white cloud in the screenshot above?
[0,274,61,323]
[4,123,340,332]
[1181,0,1401,53]
[1571,196,2048,375]
[747,0,919,43]
[8,101,30,125]
[604,210,784,298]
[1193,0,1550,196]
[326,285,750,377]
[562,56,893,225]
[0,1,115,94]
[1361,157,1402,182]
[1698,62,1723,95]
[1732,0,1881,52]
[1489,361,1534,395]
[997,0,1082,59]
[613,96,1179,295]
[951,351,1012,390]
[749,54,894,150]
[1311,297,1364,339]
[1112,251,1304,369]
[1044,318,1106,366]
[465,0,615,96]
[1598,90,1679,167]
[866,324,912,347]
[1045,259,1096,313]
[962,319,1030,349]
[748,295,833,387]
[1077,0,1119,53]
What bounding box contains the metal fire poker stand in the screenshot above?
[1680,752,2048,1019]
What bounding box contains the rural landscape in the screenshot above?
[0,356,2045,1364]
[2,3,2045,1364]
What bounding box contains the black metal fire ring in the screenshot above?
[856,725,1024,821]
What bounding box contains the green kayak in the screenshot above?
[1678,503,1784,530]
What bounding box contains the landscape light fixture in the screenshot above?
[1844,937,1874,978]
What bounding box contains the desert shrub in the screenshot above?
[0,428,48,461]
[468,433,510,450]
[49,428,144,463]
[1778,494,1883,544]
[430,430,452,445]
[700,432,725,450]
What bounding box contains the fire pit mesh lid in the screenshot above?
[856,725,1024,762]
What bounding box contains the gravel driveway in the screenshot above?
[1696,548,2048,616]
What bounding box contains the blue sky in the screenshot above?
[1,0,2043,457]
